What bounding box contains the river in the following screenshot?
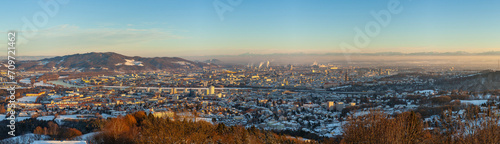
[48,79,85,88]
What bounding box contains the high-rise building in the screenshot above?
[336,102,345,111]
[209,86,215,95]
[327,101,335,110]
[170,88,177,94]
[344,71,349,82]
[189,89,196,97]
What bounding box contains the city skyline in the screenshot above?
[1,0,499,57]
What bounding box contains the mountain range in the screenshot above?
[236,51,500,56]
[3,52,212,71]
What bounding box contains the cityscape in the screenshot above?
[1,1,500,144]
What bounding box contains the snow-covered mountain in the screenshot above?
[11,52,213,71]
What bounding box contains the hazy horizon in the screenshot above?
[4,52,499,70]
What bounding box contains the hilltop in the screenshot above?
[5,52,213,71]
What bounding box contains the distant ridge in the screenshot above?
[234,51,500,56]
[4,52,212,71]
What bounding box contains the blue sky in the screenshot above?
[1,0,499,57]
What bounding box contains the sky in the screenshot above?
[1,0,499,57]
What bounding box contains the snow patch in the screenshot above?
[20,78,31,84]
[174,61,191,66]
[115,59,144,66]
[38,61,49,65]
[414,90,435,96]
[18,96,38,103]
[34,81,55,87]
[73,132,99,141]
[0,133,50,144]
[461,100,487,106]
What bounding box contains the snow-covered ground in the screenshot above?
[48,94,63,99]
[196,117,214,124]
[17,116,32,121]
[414,90,435,96]
[68,79,81,84]
[33,81,54,87]
[174,61,192,66]
[38,61,50,65]
[0,132,93,143]
[101,114,116,119]
[353,111,371,117]
[115,59,144,66]
[73,132,99,141]
[58,76,69,79]
[460,100,487,106]
[324,123,343,137]
[33,140,87,144]
[37,116,55,121]
[330,85,352,91]
[0,133,50,144]
[17,96,38,103]
[19,78,31,84]
[16,114,117,123]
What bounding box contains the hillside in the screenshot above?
[437,70,500,92]
[6,52,212,71]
